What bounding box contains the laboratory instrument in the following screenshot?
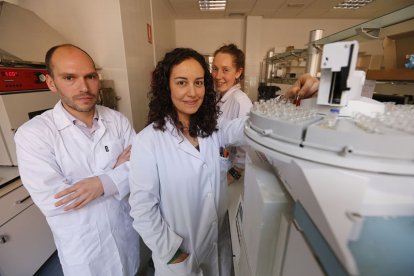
[238,40,414,275]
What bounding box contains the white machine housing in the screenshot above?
[311,41,384,117]
[240,40,414,276]
[317,41,362,106]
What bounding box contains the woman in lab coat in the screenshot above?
[212,43,252,184]
[211,44,252,276]
[129,48,246,276]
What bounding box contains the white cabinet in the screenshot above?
[0,179,56,276]
[231,149,296,276]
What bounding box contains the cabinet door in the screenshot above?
[0,204,56,276]
[0,184,32,226]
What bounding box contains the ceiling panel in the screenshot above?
[270,0,317,18]
[167,0,414,19]
[226,0,256,11]
[168,0,198,10]
[249,0,285,17]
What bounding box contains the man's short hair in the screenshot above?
[45,44,96,77]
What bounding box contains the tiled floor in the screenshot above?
[34,251,63,276]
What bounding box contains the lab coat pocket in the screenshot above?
[97,138,125,170]
[167,254,193,275]
[54,224,101,266]
[219,156,231,184]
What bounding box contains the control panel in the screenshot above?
[0,67,48,93]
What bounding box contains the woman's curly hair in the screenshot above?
[147,48,220,137]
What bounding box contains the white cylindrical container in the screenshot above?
[265,49,274,84]
[306,29,324,77]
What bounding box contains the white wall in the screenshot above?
[118,0,176,131]
[119,0,153,131]
[14,0,176,132]
[175,19,245,55]
[0,1,67,61]
[152,0,176,62]
[244,16,263,99]
[175,18,364,56]
[17,0,133,123]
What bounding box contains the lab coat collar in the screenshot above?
[165,118,203,160]
[52,101,114,131]
[218,84,241,103]
[95,105,116,123]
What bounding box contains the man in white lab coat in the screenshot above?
[14,44,140,276]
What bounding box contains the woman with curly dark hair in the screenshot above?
[129,48,246,276]
[147,47,219,138]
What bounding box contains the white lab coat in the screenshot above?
[217,84,252,169]
[218,84,252,120]
[15,102,140,276]
[129,117,246,276]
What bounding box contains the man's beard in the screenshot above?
[61,92,98,112]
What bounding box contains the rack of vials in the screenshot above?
[247,98,414,165]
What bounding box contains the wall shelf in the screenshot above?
[263,49,307,86]
[313,4,414,97]
[312,5,414,45]
[268,49,307,62]
[260,5,414,97]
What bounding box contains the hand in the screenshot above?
[227,167,242,185]
[227,173,235,185]
[54,176,104,211]
[113,145,132,168]
[170,251,189,264]
[284,73,319,100]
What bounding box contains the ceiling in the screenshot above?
[166,0,414,20]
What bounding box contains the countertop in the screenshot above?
[0,166,20,189]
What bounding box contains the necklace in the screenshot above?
[187,135,199,147]
[182,129,198,147]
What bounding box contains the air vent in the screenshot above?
[287,3,305,8]
[228,13,245,17]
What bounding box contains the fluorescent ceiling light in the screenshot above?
[334,0,374,9]
[199,0,226,11]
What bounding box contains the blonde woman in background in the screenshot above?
[212,43,319,184]
[212,43,252,185]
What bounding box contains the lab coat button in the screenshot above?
[207,193,212,197]
[203,164,207,169]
